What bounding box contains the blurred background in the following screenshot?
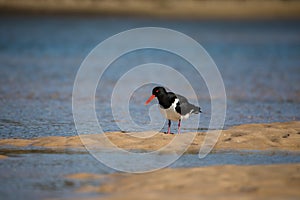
[1,0,300,19]
[0,1,300,200]
[0,0,299,138]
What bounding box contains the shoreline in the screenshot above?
[64,164,300,200]
[1,121,299,199]
[0,121,299,153]
[1,0,300,20]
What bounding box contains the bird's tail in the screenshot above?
[192,105,202,114]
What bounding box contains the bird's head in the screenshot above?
[145,86,167,105]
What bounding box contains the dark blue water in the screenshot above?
[0,151,299,200]
[0,15,300,200]
[0,16,300,138]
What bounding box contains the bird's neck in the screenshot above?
[157,94,173,109]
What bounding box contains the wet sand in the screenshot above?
[0,121,299,153]
[1,122,299,199]
[1,0,300,19]
[65,164,300,200]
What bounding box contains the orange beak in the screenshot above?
[145,95,155,105]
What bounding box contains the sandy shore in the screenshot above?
[1,0,300,19]
[0,121,299,153]
[1,122,299,200]
[64,164,300,200]
[0,155,8,159]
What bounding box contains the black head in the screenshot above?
[145,86,167,105]
[152,86,167,97]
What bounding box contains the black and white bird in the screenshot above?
[145,86,201,134]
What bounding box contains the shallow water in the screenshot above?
[0,15,300,200]
[0,16,299,138]
[0,151,299,199]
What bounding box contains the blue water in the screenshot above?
[0,15,300,200]
[0,16,299,138]
[0,151,299,200]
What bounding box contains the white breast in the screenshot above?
[159,98,182,121]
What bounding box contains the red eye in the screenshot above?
[156,90,159,93]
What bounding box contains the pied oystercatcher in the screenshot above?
[145,86,201,134]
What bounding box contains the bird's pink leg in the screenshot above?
[167,120,171,134]
[178,119,181,134]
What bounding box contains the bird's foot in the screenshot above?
[167,127,171,134]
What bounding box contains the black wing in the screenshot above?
[175,94,201,115]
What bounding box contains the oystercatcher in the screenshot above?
[145,86,201,134]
